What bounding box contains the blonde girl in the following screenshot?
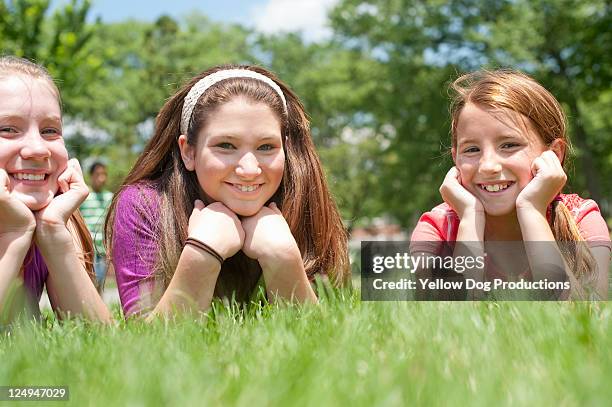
[0,56,111,321]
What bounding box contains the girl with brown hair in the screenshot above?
[411,69,610,299]
[0,56,111,322]
[106,65,350,317]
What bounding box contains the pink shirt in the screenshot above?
[111,183,161,317]
[22,247,48,303]
[410,194,610,297]
[411,193,611,255]
[111,183,265,317]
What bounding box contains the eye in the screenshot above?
[0,126,18,134]
[257,144,275,151]
[215,142,236,149]
[41,127,62,138]
[501,142,520,149]
[463,146,480,153]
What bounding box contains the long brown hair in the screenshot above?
[0,56,96,285]
[105,64,349,300]
[449,69,596,295]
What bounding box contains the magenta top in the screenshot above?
[111,183,265,317]
[23,247,49,302]
[111,183,161,317]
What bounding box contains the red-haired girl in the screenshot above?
[412,69,610,299]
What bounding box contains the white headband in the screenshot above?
[180,69,288,135]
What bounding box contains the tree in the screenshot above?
[256,33,394,225]
[475,0,611,215]
[328,0,611,224]
[0,0,103,116]
[74,13,257,188]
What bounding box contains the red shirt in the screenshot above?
[410,194,609,293]
[411,194,611,255]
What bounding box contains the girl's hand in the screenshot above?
[242,203,300,263]
[0,168,36,236]
[35,159,89,230]
[188,200,244,260]
[516,151,566,214]
[439,167,484,219]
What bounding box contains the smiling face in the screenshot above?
[0,75,67,211]
[453,103,548,216]
[178,97,285,216]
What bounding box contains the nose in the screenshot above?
[478,149,502,175]
[235,152,262,178]
[20,130,51,160]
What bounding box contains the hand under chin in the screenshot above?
[14,191,55,212]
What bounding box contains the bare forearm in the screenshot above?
[454,212,486,299]
[517,207,571,294]
[456,210,485,243]
[592,247,610,300]
[0,233,34,309]
[37,229,111,322]
[151,245,221,317]
[260,250,317,303]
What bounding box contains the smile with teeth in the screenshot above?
[479,182,514,192]
[232,183,261,192]
[12,173,47,181]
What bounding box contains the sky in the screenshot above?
[53,0,340,41]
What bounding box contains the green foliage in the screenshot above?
[0,0,51,58]
[328,0,611,223]
[0,0,103,115]
[1,0,609,225]
[71,13,257,189]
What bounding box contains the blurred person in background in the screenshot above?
[81,161,113,287]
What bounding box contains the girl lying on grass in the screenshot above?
[106,65,350,317]
[411,69,610,300]
[0,56,111,322]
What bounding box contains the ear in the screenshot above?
[549,139,566,164]
[451,147,457,164]
[178,134,195,171]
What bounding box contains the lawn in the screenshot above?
[1,288,611,406]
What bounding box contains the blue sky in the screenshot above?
[53,0,340,40]
[84,0,262,25]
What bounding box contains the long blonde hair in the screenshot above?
[449,69,597,294]
[105,65,350,300]
[0,56,96,285]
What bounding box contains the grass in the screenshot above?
[1,287,611,407]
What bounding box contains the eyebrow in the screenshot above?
[207,134,281,142]
[457,138,479,147]
[42,115,62,122]
[39,116,62,126]
[457,134,522,147]
[0,114,61,123]
[0,114,23,121]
